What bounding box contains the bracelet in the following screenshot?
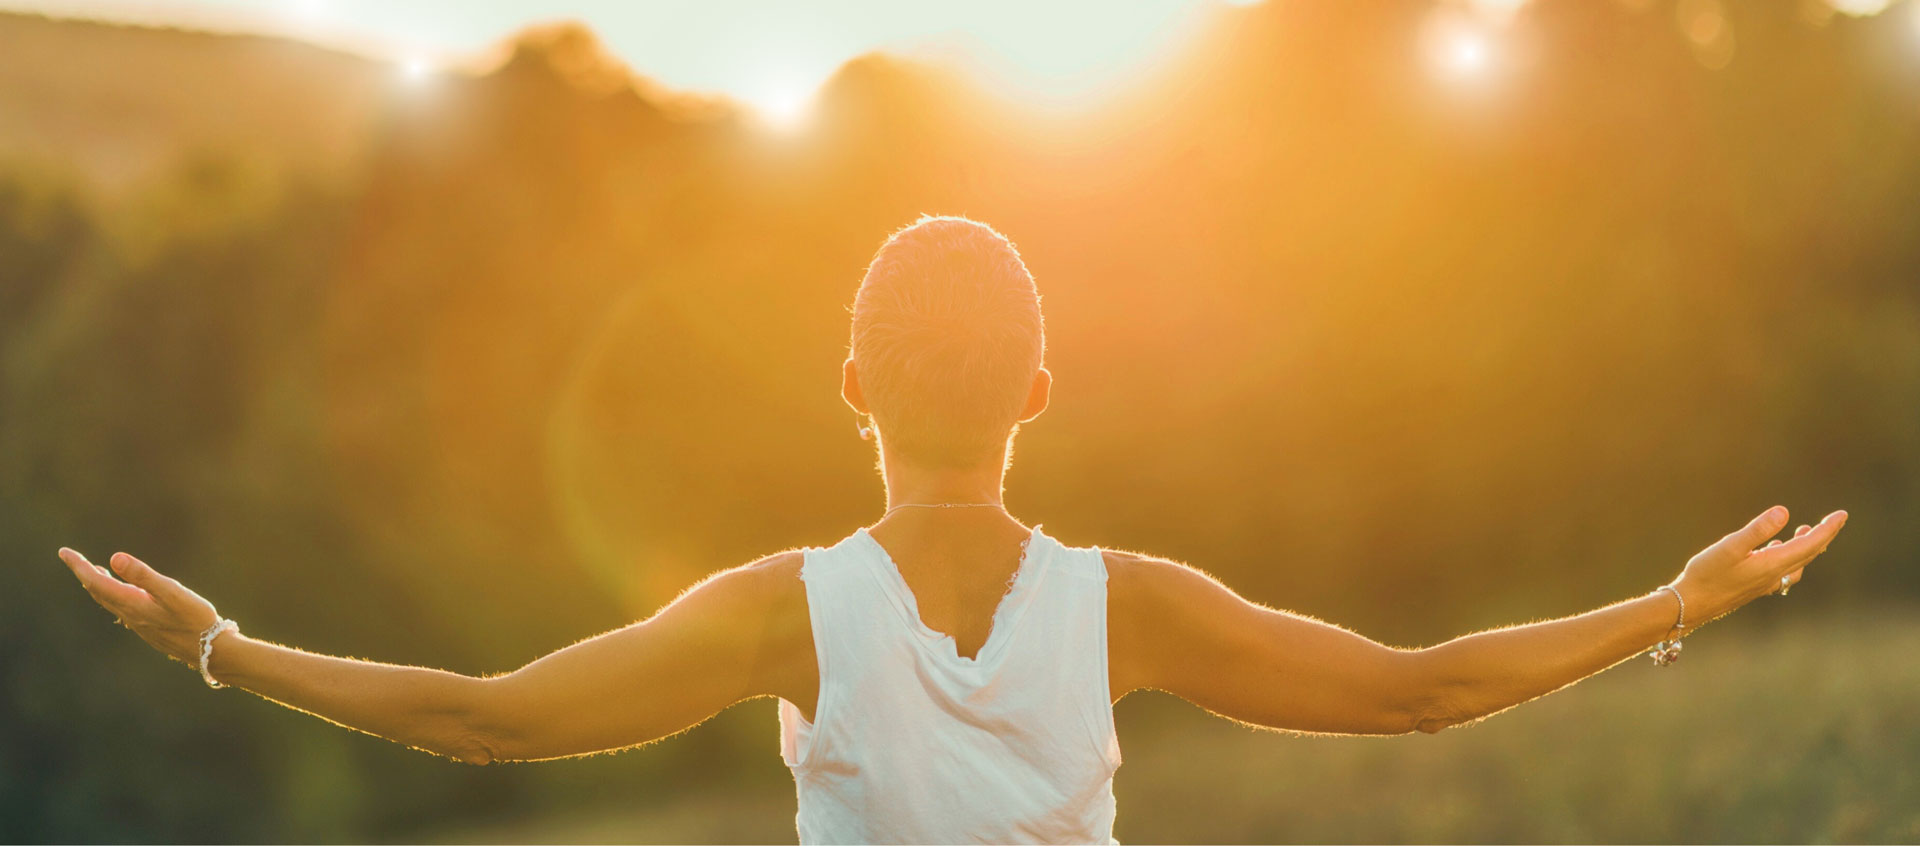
[1648,584,1684,667]
[198,617,239,689]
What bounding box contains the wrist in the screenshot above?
[1644,585,1687,666]
[1666,575,1721,634]
[199,621,243,688]
[1647,585,1683,633]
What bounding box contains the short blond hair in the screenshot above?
[851,216,1046,468]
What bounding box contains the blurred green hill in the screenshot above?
[1,2,1916,841]
[0,11,389,195]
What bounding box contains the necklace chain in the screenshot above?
[882,501,1006,520]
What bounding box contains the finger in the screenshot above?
[109,552,187,611]
[1794,525,1812,539]
[58,547,91,581]
[1766,510,1847,570]
[60,547,151,610]
[1784,567,1805,589]
[1723,506,1788,554]
[1764,539,1783,549]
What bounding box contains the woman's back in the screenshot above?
[778,523,1121,844]
[866,514,1046,660]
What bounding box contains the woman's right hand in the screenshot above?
[59,548,221,667]
[1671,506,1847,633]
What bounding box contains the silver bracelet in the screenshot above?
[198,617,239,689]
[1649,584,1684,667]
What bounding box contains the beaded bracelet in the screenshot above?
[1649,584,1684,667]
[197,617,239,688]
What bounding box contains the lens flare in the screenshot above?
[400,56,433,82]
[743,74,819,130]
[1449,32,1489,73]
[1424,10,1498,82]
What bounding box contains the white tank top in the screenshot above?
[777,524,1123,844]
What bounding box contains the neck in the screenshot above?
[878,448,1008,513]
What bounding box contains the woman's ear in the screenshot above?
[1018,367,1052,423]
[842,357,871,414]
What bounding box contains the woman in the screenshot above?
[59,215,1847,844]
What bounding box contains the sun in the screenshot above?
[1448,32,1489,74]
[400,56,434,82]
[741,73,821,131]
[1421,8,1499,84]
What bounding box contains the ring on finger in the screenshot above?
[1778,574,1792,596]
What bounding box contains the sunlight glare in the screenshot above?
[286,0,328,25]
[177,0,1216,112]
[743,74,820,130]
[1825,0,1892,15]
[940,1,1201,105]
[1424,10,1498,82]
[400,56,433,83]
[1451,33,1489,74]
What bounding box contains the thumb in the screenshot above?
[1723,505,1788,553]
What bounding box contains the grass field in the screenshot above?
[413,608,1920,844]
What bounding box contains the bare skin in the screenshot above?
[59,362,1847,764]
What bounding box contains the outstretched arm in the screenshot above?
[1108,505,1847,736]
[57,548,814,764]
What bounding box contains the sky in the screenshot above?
[10,0,1917,121]
[13,0,1233,117]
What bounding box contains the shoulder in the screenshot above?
[737,549,811,638]
[655,550,809,643]
[733,548,807,585]
[1103,549,1247,696]
[1103,549,1235,614]
[692,549,807,617]
[677,549,815,703]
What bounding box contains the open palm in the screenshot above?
[1673,506,1847,631]
[58,548,218,665]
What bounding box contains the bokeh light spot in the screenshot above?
[1676,0,1735,69]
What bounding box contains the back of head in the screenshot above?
[851,216,1046,469]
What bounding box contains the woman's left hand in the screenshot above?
[1671,506,1847,631]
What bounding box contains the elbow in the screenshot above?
[1401,654,1473,735]
[1406,694,1467,735]
[437,677,505,765]
[448,737,497,766]
[1393,692,1454,735]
